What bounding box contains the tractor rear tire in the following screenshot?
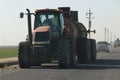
[91,39,96,61]
[77,38,91,64]
[57,39,70,68]
[18,41,31,68]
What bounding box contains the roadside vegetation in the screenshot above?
[0,47,18,58]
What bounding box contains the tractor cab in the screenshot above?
[32,9,65,57]
[33,9,65,39]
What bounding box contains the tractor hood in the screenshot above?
[33,26,50,33]
[32,26,51,44]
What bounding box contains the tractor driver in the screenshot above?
[43,15,53,26]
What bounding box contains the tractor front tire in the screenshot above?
[18,41,31,68]
[57,39,70,68]
[69,39,77,66]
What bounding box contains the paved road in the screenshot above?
[1,47,120,80]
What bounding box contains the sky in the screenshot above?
[0,0,120,45]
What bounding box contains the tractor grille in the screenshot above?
[33,31,50,41]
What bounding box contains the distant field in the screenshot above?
[0,47,18,58]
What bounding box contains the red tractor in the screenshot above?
[18,7,96,68]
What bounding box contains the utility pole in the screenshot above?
[114,35,116,42]
[107,29,109,43]
[105,27,106,41]
[86,9,94,38]
[110,33,113,47]
[111,33,112,43]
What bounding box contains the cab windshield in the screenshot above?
[34,12,59,29]
[34,12,61,38]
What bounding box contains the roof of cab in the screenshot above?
[35,8,62,13]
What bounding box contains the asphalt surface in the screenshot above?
[1,47,120,80]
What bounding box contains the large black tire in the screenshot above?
[18,41,31,68]
[69,39,77,66]
[90,39,96,61]
[77,38,91,64]
[56,39,70,68]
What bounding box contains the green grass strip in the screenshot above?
[0,47,18,58]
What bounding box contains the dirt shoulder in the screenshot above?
[0,57,18,64]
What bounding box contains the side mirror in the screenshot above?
[20,12,24,18]
[93,30,96,34]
